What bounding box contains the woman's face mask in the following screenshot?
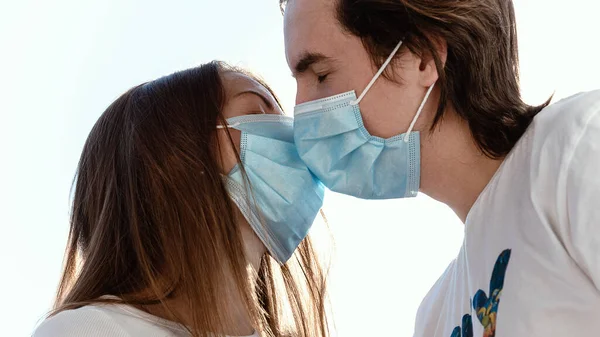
[218,73,324,264]
[219,114,324,264]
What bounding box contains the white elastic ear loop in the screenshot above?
[349,40,404,106]
[216,123,240,129]
[403,82,435,142]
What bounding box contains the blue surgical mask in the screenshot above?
[293,40,435,199]
[219,114,324,263]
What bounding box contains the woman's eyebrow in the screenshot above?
[233,90,274,110]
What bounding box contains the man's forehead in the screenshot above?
[283,0,340,67]
[285,0,331,15]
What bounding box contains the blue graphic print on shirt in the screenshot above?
[449,249,511,337]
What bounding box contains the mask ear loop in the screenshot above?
[216,123,241,129]
[345,38,434,142]
[403,82,435,142]
[349,40,404,106]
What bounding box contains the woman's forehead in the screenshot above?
[221,71,273,99]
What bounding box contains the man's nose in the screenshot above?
[295,86,308,106]
[295,85,321,105]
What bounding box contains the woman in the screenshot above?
[33,61,329,337]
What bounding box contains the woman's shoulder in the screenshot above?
[33,303,188,337]
[33,305,130,337]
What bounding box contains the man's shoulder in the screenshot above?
[516,90,600,170]
[529,90,600,145]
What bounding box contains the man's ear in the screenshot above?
[419,35,447,87]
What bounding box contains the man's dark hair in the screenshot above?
[281,0,551,158]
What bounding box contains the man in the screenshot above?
[280,0,600,336]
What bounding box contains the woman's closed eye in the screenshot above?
[238,91,275,113]
[227,95,269,117]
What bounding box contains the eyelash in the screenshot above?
[317,74,329,83]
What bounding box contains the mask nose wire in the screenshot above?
[349,40,404,106]
[216,122,241,129]
[403,82,435,142]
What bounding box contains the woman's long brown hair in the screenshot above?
[53,61,330,337]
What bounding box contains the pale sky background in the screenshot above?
[0,1,598,336]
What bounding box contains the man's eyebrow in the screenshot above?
[293,52,331,76]
[233,90,274,110]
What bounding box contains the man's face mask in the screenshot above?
[293,40,435,199]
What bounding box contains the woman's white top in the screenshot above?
[33,302,259,337]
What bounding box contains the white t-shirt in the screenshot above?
[415,90,600,337]
[33,302,260,337]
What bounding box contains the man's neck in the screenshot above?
[419,110,504,222]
